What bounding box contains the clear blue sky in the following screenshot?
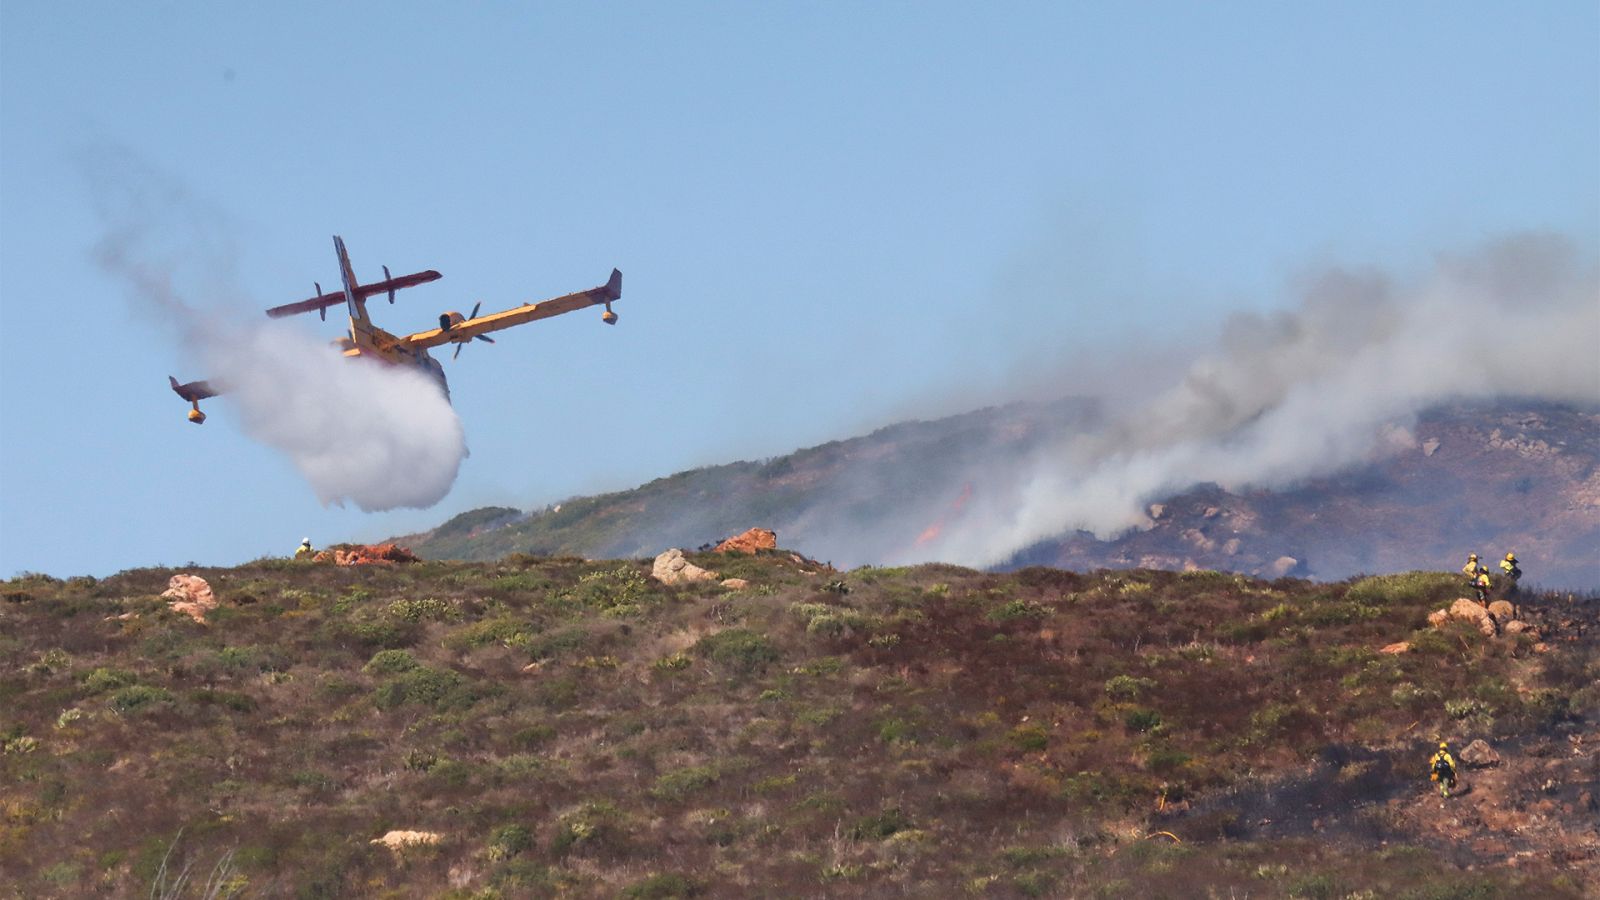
[3,2,1596,577]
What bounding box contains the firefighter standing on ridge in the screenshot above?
[1462,553,1481,593]
[1500,552,1522,592]
[1430,742,1457,798]
[295,538,314,560]
[1473,566,1493,603]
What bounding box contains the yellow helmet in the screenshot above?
[1439,741,1448,749]
[1505,552,1516,561]
[1468,553,1478,560]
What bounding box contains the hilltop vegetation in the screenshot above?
[2,554,1596,897]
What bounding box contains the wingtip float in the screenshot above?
[172,236,622,423]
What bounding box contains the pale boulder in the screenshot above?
[1460,739,1501,768]
[160,574,217,624]
[1502,620,1540,639]
[652,549,718,585]
[721,578,750,590]
[1486,600,1515,622]
[1447,598,1497,636]
[1379,641,1412,655]
[371,830,443,851]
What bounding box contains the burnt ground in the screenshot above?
[1179,588,1600,882]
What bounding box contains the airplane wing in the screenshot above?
[265,269,442,319]
[396,269,621,352]
[169,375,221,402]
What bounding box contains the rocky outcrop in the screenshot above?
[1460,739,1501,768]
[1379,641,1412,655]
[1487,600,1515,621]
[160,574,217,623]
[371,830,443,851]
[1445,598,1498,636]
[652,549,718,585]
[720,578,750,590]
[715,528,778,555]
[313,544,420,566]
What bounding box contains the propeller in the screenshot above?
[383,265,396,303]
[314,282,326,320]
[452,301,496,359]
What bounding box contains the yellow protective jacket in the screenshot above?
[1474,572,1491,592]
[1430,749,1455,774]
[1500,558,1520,578]
[1461,559,1479,578]
[294,544,314,560]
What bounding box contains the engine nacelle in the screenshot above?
[439,311,467,332]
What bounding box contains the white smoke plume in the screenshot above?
[201,323,466,511]
[89,153,467,510]
[916,232,1600,567]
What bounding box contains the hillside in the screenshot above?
[400,400,1600,587]
[3,553,1597,897]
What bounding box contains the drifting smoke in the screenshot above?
[89,155,467,510]
[914,232,1600,567]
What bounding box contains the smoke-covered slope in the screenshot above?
[400,399,1600,587]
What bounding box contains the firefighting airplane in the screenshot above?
[170,236,621,423]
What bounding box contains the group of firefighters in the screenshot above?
[1461,551,1522,603]
[1431,550,1527,799]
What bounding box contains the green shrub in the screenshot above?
[989,599,1047,621]
[1344,571,1458,607]
[651,764,720,802]
[386,597,457,622]
[621,873,701,898]
[373,666,471,711]
[1104,675,1156,701]
[109,684,173,713]
[569,566,651,616]
[487,823,532,861]
[451,618,535,649]
[846,807,910,840]
[83,667,136,693]
[1124,708,1163,733]
[363,649,419,675]
[693,629,778,674]
[1009,724,1049,752]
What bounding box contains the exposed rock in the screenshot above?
[1427,609,1450,628]
[160,574,217,623]
[720,578,750,590]
[1147,503,1166,520]
[1379,641,1412,655]
[1487,600,1515,621]
[1446,598,1497,636]
[1202,507,1221,519]
[652,549,718,585]
[1267,556,1299,578]
[1460,739,1501,768]
[1502,620,1540,639]
[715,528,778,555]
[1422,438,1440,457]
[371,830,443,851]
[314,544,419,566]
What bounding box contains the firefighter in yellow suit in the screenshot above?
[1430,742,1457,798]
